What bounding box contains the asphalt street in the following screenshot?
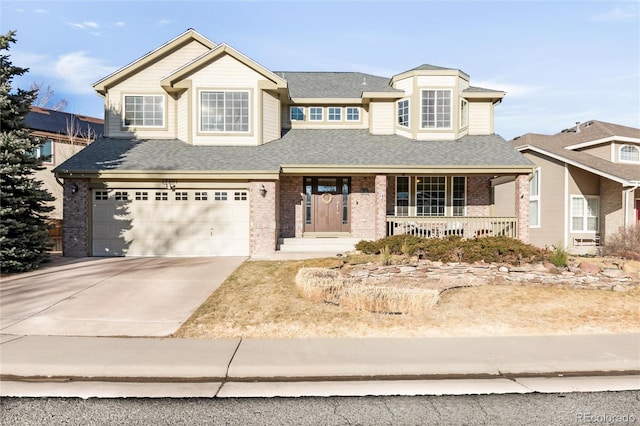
[2,392,639,425]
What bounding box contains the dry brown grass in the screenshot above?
[174,257,640,339]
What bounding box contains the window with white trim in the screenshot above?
[309,107,323,121]
[529,169,540,227]
[571,196,599,232]
[95,190,109,200]
[195,192,208,201]
[452,177,466,217]
[135,191,148,201]
[290,106,305,121]
[460,99,468,129]
[416,176,446,216]
[396,176,409,216]
[123,95,164,127]
[175,192,188,201]
[155,192,168,201]
[397,99,409,127]
[200,91,249,132]
[620,145,640,163]
[421,90,451,129]
[214,191,227,201]
[328,107,342,121]
[346,107,360,121]
[114,191,129,201]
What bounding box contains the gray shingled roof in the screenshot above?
[276,72,401,98]
[511,120,640,183]
[55,130,532,174]
[463,86,504,93]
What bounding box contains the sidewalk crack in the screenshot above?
[216,337,242,397]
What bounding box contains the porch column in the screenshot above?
[250,181,278,255]
[515,174,530,243]
[375,175,387,240]
[63,178,90,257]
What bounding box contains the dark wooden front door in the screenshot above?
[304,177,350,233]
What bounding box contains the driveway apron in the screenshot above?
[0,257,245,337]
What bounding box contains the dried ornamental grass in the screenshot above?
[296,267,440,315]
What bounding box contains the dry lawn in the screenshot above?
[174,257,640,339]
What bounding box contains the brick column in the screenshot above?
[375,175,387,240]
[63,178,90,257]
[515,174,530,243]
[250,181,278,255]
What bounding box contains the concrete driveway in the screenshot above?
[0,257,245,337]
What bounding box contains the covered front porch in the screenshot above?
[276,173,530,246]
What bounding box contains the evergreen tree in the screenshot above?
[1,31,55,273]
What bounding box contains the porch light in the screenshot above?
[259,184,267,197]
[70,183,79,194]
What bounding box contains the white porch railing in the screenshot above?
[386,216,518,239]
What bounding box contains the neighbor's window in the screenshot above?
[452,177,466,217]
[460,99,469,129]
[31,138,53,163]
[421,89,451,129]
[309,107,323,121]
[290,106,305,121]
[571,196,599,232]
[200,91,249,132]
[328,107,342,121]
[397,99,409,127]
[529,168,540,227]
[123,95,164,127]
[620,145,640,163]
[346,107,360,121]
[416,176,446,216]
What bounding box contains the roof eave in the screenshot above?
[280,164,533,175]
[54,169,282,180]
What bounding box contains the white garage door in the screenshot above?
[92,189,250,256]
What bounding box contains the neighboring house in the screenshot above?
[26,107,104,250]
[54,29,533,257]
[495,120,640,253]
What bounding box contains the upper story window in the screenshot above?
[200,91,249,133]
[397,99,409,128]
[31,138,53,164]
[309,107,323,121]
[421,89,451,129]
[328,107,342,121]
[460,99,468,129]
[123,95,164,127]
[290,106,305,121]
[620,145,640,163]
[346,107,360,121]
[529,168,540,227]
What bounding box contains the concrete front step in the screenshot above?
[278,237,360,253]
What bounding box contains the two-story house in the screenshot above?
[495,121,639,253]
[54,29,533,257]
[26,106,103,250]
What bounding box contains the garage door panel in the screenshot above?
[92,189,250,257]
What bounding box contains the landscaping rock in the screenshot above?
[579,262,601,275]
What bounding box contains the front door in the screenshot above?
[636,199,640,223]
[304,177,350,233]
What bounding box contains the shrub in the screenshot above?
[355,234,422,255]
[548,244,568,267]
[380,245,392,265]
[601,226,640,260]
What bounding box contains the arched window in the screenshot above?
[620,145,640,163]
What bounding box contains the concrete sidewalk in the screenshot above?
[1,333,639,397]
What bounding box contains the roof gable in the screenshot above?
[93,29,216,94]
[161,43,287,91]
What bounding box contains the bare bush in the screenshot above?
[602,226,640,260]
[295,268,345,304]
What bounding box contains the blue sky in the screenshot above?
[2,0,638,140]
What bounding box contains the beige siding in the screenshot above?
[106,40,210,139]
[524,152,566,249]
[577,142,611,161]
[468,101,492,135]
[189,54,267,146]
[493,179,516,217]
[177,91,189,142]
[416,76,456,87]
[262,91,280,144]
[393,77,413,96]
[369,101,394,135]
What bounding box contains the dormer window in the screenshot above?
[421,89,451,129]
[460,99,468,129]
[309,107,323,121]
[346,107,360,121]
[620,145,640,163]
[123,95,164,127]
[328,107,342,121]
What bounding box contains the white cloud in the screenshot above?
[34,9,48,14]
[114,21,126,27]
[472,81,540,97]
[590,6,638,22]
[83,21,99,29]
[53,51,114,94]
[66,21,100,30]
[66,22,86,30]
[158,19,171,26]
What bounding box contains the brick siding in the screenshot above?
[250,181,278,254]
[515,174,530,243]
[62,178,90,257]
